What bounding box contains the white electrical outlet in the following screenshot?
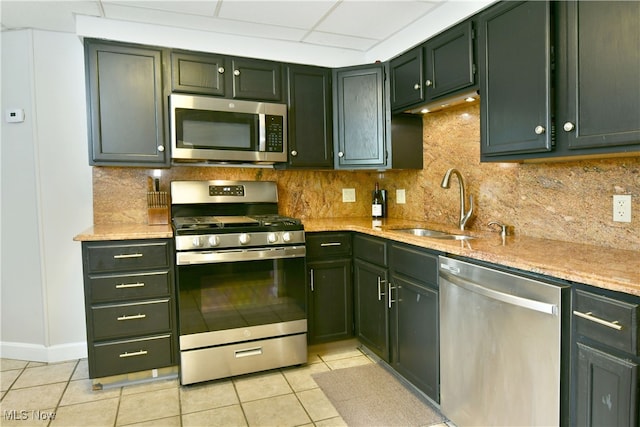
[613,194,632,222]
[342,188,356,202]
[396,189,406,204]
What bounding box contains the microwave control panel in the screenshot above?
[265,115,284,152]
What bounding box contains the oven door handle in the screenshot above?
[176,245,306,265]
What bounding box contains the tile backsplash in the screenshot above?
[93,103,639,251]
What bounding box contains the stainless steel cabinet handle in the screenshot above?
[388,283,396,309]
[320,242,341,247]
[291,150,298,157]
[573,310,623,331]
[338,151,344,158]
[119,350,147,358]
[563,122,575,132]
[157,145,165,152]
[117,313,146,321]
[234,69,240,76]
[113,253,143,259]
[377,276,386,301]
[218,67,225,74]
[310,269,314,292]
[115,282,145,289]
[425,79,433,87]
[534,125,546,135]
[413,83,421,90]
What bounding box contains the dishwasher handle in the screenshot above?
[440,270,558,316]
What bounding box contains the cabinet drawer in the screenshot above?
[92,334,173,378]
[92,299,172,341]
[574,289,639,355]
[353,234,387,266]
[306,233,351,258]
[84,240,171,273]
[390,244,438,286]
[88,271,171,303]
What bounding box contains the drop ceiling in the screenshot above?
[0,0,494,66]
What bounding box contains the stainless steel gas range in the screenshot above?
[170,180,307,385]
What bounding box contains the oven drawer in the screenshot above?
[92,334,173,378]
[574,289,639,355]
[306,233,352,259]
[88,271,171,303]
[84,240,172,273]
[91,299,172,341]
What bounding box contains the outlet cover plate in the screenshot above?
[396,189,406,204]
[342,188,356,203]
[613,194,632,222]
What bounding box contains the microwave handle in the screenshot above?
[259,114,266,152]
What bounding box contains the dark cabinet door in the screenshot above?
[390,275,439,402]
[390,46,424,112]
[86,41,168,166]
[575,342,638,427]
[307,259,353,343]
[424,20,475,101]
[557,1,640,150]
[231,58,282,101]
[477,1,553,158]
[171,51,226,96]
[334,64,387,168]
[354,259,389,361]
[285,65,333,169]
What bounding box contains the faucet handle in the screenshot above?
[488,221,509,237]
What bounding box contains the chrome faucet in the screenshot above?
[441,168,474,231]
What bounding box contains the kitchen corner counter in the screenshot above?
[73,224,173,241]
[303,218,640,297]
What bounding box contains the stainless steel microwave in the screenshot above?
[170,94,287,164]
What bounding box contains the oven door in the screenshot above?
[175,246,307,350]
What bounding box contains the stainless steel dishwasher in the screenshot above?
[439,256,570,426]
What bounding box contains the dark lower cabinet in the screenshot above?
[354,259,389,360]
[572,285,639,427]
[306,233,353,344]
[81,239,178,379]
[85,40,169,166]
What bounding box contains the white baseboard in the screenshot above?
[0,341,87,363]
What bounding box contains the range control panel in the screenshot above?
[209,185,245,197]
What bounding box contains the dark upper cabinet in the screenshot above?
[479,0,640,161]
[390,46,424,111]
[334,64,387,168]
[478,1,553,158]
[85,40,169,166]
[282,65,333,169]
[556,1,640,151]
[171,51,226,96]
[230,57,282,101]
[424,20,476,101]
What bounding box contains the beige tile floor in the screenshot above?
[1,339,449,427]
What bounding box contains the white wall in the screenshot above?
[1,29,93,362]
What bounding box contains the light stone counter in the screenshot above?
[73,223,173,241]
[303,218,640,297]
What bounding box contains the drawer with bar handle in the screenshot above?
[91,299,172,341]
[306,232,352,258]
[84,239,171,273]
[88,270,171,303]
[91,334,173,379]
[574,289,639,355]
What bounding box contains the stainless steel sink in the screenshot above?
[394,228,475,240]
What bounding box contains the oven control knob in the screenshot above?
[282,232,292,243]
[239,233,251,245]
[267,232,278,243]
[192,236,204,247]
[208,236,220,247]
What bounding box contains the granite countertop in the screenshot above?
[73,223,173,241]
[73,218,639,297]
[303,218,640,297]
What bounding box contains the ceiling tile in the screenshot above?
[0,0,102,33]
[217,0,338,29]
[304,30,378,51]
[104,1,219,17]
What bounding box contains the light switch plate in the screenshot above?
[396,189,406,204]
[342,188,356,202]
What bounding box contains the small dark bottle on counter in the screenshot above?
[372,182,383,218]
